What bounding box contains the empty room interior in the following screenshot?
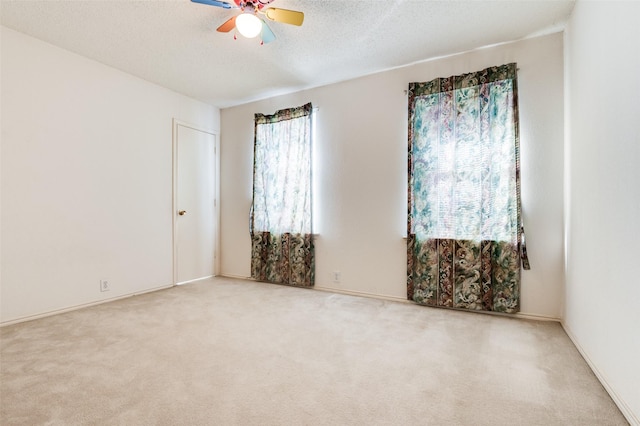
[1,0,639,425]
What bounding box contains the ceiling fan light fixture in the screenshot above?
[236,12,262,38]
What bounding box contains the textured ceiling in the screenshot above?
[1,0,575,108]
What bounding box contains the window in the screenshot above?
[407,64,527,313]
[250,102,314,286]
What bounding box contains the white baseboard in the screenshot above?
[0,284,174,327]
[218,277,560,322]
[562,322,639,426]
[218,273,253,280]
[314,285,413,303]
[176,275,214,285]
[513,311,561,322]
[315,285,560,321]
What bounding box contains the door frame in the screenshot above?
[172,119,221,286]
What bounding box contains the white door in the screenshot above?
[174,122,217,284]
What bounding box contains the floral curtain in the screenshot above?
[250,102,314,287]
[407,63,528,314]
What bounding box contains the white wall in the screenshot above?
[0,27,220,323]
[220,33,565,319]
[564,1,640,424]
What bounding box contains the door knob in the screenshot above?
[178,210,187,216]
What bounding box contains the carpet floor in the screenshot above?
[0,277,628,425]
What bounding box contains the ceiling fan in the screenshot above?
[191,0,304,44]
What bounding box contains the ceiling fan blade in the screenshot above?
[217,16,237,32]
[261,20,276,44]
[191,0,234,9]
[264,8,304,26]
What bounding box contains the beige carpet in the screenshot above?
[0,277,628,425]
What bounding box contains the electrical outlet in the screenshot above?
[332,271,341,283]
[100,280,110,292]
